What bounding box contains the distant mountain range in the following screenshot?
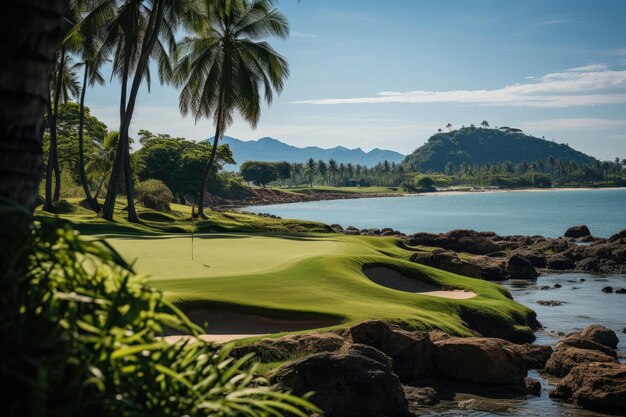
[404,127,596,172]
[219,136,406,170]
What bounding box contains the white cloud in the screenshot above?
[567,64,608,72]
[292,68,626,108]
[534,17,582,26]
[519,118,626,132]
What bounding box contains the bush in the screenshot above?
[0,213,316,417]
[136,179,174,211]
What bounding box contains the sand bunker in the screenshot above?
[363,266,476,299]
[164,310,341,344]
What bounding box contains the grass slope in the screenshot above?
[36,199,537,344]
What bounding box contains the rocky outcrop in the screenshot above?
[348,320,434,382]
[564,225,592,239]
[545,327,620,377]
[409,249,482,278]
[579,325,619,349]
[231,332,345,362]
[514,343,554,369]
[403,386,439,408]
[525,377,542,396]
[270,347,413,417]
[406,230,502,255]
[550,362,626,414]
[546,254,576,270]
[506,254,539,279]
[432,337,527,386]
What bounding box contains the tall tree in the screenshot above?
[66,3,107,211]
[91,0,186,221]
[174,0,289,217]
[43,49,81,211]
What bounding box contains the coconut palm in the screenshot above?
[174,0,289,217]
[65,2,107,211]
[81,0,188,221]
[43,50,81,212]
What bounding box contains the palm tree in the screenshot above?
[174,0,289,217]
[66,4,107,212]
[89,0,188,221]
[328,159,338,186]
[43,51,81,211]
[305,158,316,187]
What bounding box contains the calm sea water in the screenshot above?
[246,188,626,238]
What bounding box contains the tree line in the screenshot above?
[42,0,289,220]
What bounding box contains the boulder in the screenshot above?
[506,254,538,279]
[432,337,527,385]
[545,332,618,377]
[232,332,345,362]
[403,386,439,409]
[409,250,482,278]
[550,362,626,414]
[608,229,626,242]
[579,325,619,349]
[270,349,412,417]
[480,264,508,281]
[546,254,576,270]
[348,320,434,382]
[564,225,591,238]
[525,377,542,396]
[513,344,553,369]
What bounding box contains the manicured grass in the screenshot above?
[105,232,535,340]
[36,199,537,344]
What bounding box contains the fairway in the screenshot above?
[104,232,537,342]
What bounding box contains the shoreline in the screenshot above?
[217,185,626,211]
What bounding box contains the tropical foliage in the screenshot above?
[1,212,315,417]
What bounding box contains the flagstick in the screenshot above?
[191,203,195,261]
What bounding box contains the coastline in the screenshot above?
[215,185,626,211]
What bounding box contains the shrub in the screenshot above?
[0,214,316,417]
[136,179,174,211]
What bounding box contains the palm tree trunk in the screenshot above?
[100,1,163,222]
[0,0,65,273]
[43,99,57,212]
[78,63,99,212]
[123,144,138,222]
[52,47,66,202]
[197,125,222,218]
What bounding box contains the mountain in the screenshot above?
[218,136,405,170]
[404,127,596,172]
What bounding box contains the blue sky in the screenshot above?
[87,0,626,160]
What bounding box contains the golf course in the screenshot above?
[37,199,538,345]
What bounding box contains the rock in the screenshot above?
[603,286,614,293]
[579,325,619,349]
[537,300,566,306]
[621,327,626,334]
[480,264,507,281]
[232,332,345,362]
[514,344,553,369]
[506,254,538,279]
[512,249,547,268]
[577,257,600,271]
[457,399,493,411]
[409,250,482,278]
[348,320,434,382]
[564,225,592,238]
[432,337,526,385]
[270,349,412,417]
[546,254,576,270]
[553,283,562,288]
[406,230,502,255]
[403,386,439,409]
[550,362,626,414]
[616,288,626,294]
[609,229,626,242]
[525,377,542,396]
[545,331,618,377]
[545,345,618,377]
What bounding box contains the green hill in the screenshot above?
[404,127,596,172]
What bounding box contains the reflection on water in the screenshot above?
[416,273,626,417]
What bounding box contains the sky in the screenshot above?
[87,0,626,160]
